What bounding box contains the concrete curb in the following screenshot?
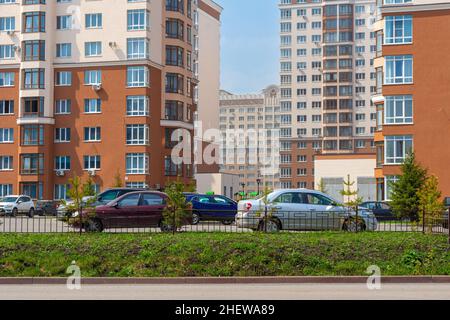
[0,276,449,285]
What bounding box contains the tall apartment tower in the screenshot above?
[0,0,221,200]
[279,0,377,189]
[219,86,282,195]
[372,0,450,201]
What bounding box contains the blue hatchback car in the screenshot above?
[184,193,237,225]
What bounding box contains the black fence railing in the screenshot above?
[0,209,448,235]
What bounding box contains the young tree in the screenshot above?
[316,178,328,194]
[255,187,278,232]
[340,174,364,232]
[82,176,96,197]
[112,170,123,188]
[162,180,193,234]
[417,175,445,232]
[390,153,427,222]
[64,175,97,234]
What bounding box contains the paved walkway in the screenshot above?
[1,283,449,300]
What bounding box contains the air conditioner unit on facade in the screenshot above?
[108,41,117,48]
[88,170,96,177]
[56,170,65,177]
[6,30,15,36]
[92,83,102,91]
[12,45,20,52]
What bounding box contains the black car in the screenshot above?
[36,200,58,216]
[92,188,147,206]
[443,209,449,229]
[57,188,146,216]
[360,201,396,221]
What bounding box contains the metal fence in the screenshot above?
[0,209,448,236]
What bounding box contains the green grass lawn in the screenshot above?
[0,232,448,277]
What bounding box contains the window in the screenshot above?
[55,156,71,171]
[23,68,44,89]
[385,15,412,44]
[20,153,44,175]
[126,96,149,116]
[126,124,149,145]
[20,182,43,200]
[55,71,72,86]
[23,12,45,33]
[118,193,140,207]
[127,9,149,31]
[55,99,71,114]
[126,153,149,174]
[0,45,14,60]
[54,184,69,201]
[21,125,44,146]
[127,66,149,87]
[85,42,102,57]
[0,128,13,143]
[0,16,15,32]
[56,15,72,30]
[23,97,44,117]
[84,127,101,142]
[166,19,184,40]
[385,176,400,201]
[385,55,413,84]
[55,128,71,143]
[84,70,101,85]
[83,155,101,170]
[165,73,184,93]
[0,100,13,115]
[0,72,14,87]
[84,99,101,113]
[0,184,12,197]
[385,135,413,164]
[56,43,71,58]
[166,46,184,67]
[385,95,413,124]
[165,156,181,176]
[0,156,12,171]
[165,100,183,120]
[85,13,102,29]
[126,182,148,189]
[22,40,45,61]
[127,38,148,59]
[166,0,184,13]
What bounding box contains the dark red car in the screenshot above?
[74,191,191,232]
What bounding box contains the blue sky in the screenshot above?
[215,0,279,94]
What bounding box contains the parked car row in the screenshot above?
[1,188,448,232]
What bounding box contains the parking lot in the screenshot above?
[0,215,447,234]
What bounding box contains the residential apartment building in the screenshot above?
[0,0,221,200]
[219,86,281,195]
[279,0,377,189]
[372,0,450,200]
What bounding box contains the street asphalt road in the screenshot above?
[1,283,450,300]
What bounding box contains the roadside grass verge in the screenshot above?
[0,232,448,277]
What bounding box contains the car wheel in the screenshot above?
[343,218,365,232]
[85,219,103,233]
[38,210,45,217]
[258,219,280,232]
[28,208,35,218]
[192,212,200,225]
[11,208,18,217]
[160,222,175,233]
[221,220,233,225]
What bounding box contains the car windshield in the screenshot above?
[0,197,18,203]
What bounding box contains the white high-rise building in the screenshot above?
[279,0,377,189]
